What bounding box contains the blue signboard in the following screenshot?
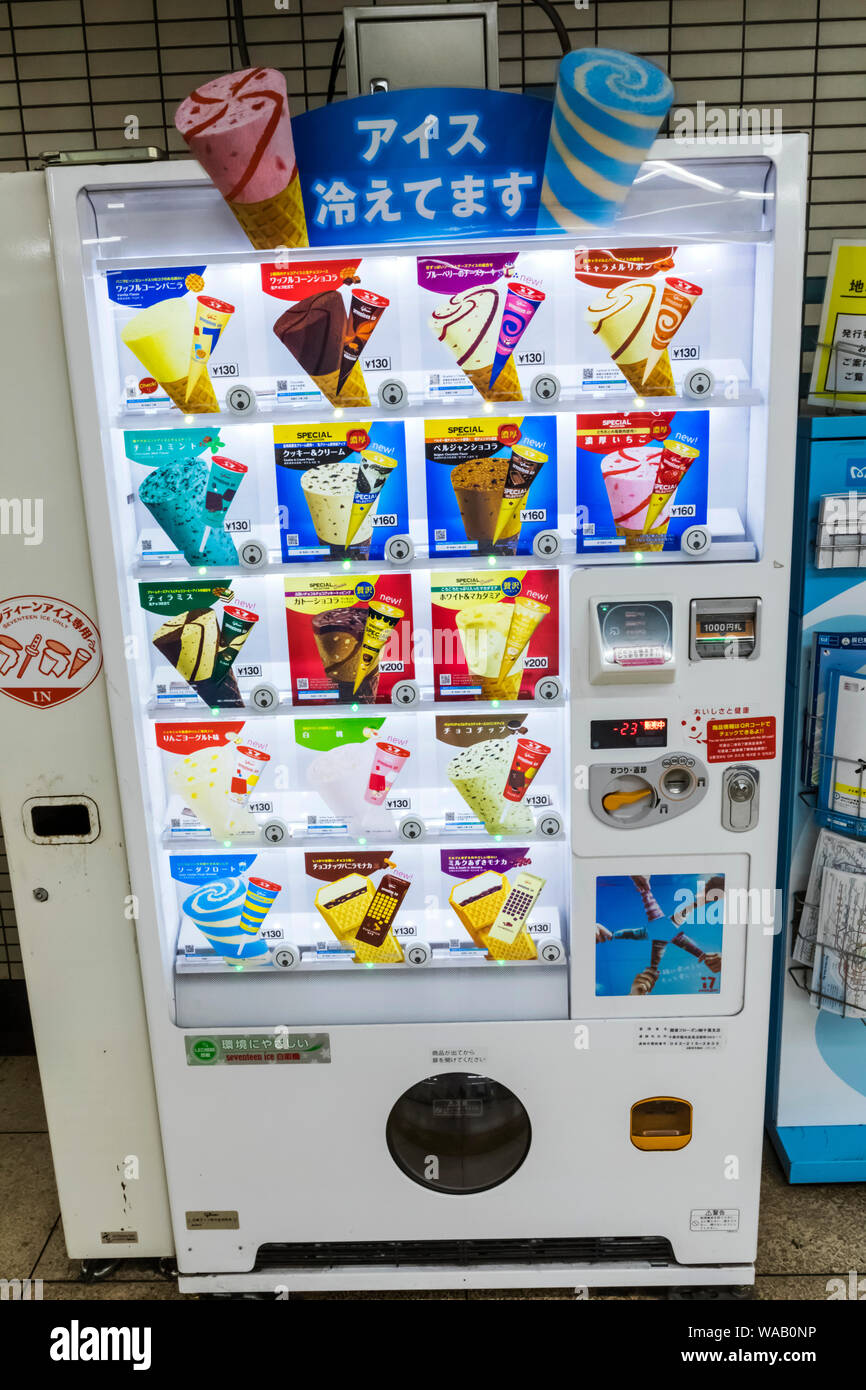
[292,88,553,247]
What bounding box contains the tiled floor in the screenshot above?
[1,1053,862,1301]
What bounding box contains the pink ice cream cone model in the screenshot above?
[601,445,668,553]
[175,67,308,251]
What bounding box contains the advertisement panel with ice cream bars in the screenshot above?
[594,873,726,999]
[274,420,408,562]
[431,569,558,702]
[425,415,556,558]
[284,573,413,706]
[575,410,709,555]
[259,258,400,410]
[109,264,247,414]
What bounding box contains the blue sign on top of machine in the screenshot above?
[292,89,553,246]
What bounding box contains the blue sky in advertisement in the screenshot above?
[293,89,553,246]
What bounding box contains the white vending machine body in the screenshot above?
[46,134,806,1292]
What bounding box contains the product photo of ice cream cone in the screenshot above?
[274,292,370,408]
[447,737,534,835]
[300,459,360,553]
[491,445,548,552]
[645,437,701,539]
[498,596,550,680]
[311,605,379,701]
[175,67,308,250]
[346,451,398,547]
[450,458,509,549]
[455,602,513,681]
[314,873,374,941]
[585,281,675,397]
[643,277,703,385]
[449,872,509,947]
[600,446,664,551]
[122,297,220,413]
[183,876,271,966]
[429,286,523,403]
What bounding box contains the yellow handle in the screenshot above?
[602,786,653,813]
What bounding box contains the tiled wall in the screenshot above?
[0,829,20,980]
[1,0,863,287]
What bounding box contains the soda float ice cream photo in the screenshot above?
[174,67,308,250]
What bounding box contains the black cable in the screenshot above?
[326,29,345,105]
[526,0,570,56]
[232,0,250,69]
[323,0,569,106]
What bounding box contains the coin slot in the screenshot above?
[660,765,695,799]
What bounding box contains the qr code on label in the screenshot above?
[277,378,288,392]
[297,677,309,690]
[285,534,299,547]
[582,522,595,535]
[434,528,447,541]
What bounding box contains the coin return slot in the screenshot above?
[630,1097,692,1151]
[660,766,695,799]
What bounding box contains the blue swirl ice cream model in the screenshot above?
[182,875,273,965]
[538,48,674,233]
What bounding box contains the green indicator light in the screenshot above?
[223,840,231,848]
[487,555,496,566]
[198,567,207,575]
[343,560,351,570]
[491,699,500,708]
[634,552,643,563]
[358,837,367,846]
[351,702,359,712]
[211,708,220,716]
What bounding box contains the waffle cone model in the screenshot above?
[311,360,370,409]
[228,171,308,250]
[161,372,220,415]
[464,355,522,403]
[449,873,509,948]
[314,874,374,941]
[351,929,404,964]
[615,351,675,399]
[485,929,537,962]
[174,68,308,252]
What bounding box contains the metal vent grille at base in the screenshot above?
[254,1236,675,1271]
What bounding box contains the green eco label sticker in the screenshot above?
[185,1033,331,1066]
[294,716,384,752]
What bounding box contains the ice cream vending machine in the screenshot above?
[42,68,805,1291]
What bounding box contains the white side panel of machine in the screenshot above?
[0,172,171,1259]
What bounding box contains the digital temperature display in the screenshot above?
[590,718,668,750]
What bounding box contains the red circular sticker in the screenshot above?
[139,377,158,395]
[497,423,521,447]
[346,428,371,452]
[0,595,103,708]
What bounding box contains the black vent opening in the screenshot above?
[254,1236,675,1271]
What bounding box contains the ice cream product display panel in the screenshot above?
[63,132,789,1035]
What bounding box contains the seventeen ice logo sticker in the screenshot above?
[0,594,102,708]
